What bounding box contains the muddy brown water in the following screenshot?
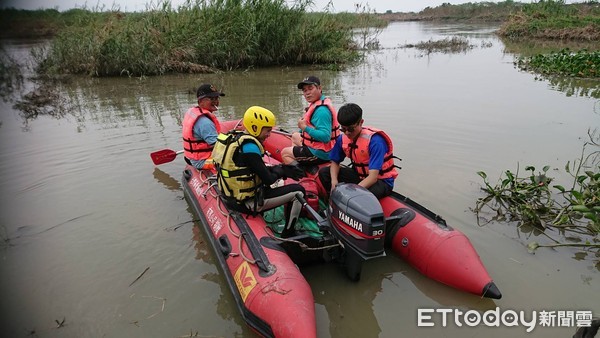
[1,22,598,337]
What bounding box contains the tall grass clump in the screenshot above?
[37,0,359,77]
[498,0,600,40]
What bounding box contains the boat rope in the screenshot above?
[263,226,341,251]
[238,235,256,264]
[204,173,263,266]
[198,171,219,198]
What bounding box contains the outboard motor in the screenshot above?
[328,183,386,281]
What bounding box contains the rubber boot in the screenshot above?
[281,203,298,238]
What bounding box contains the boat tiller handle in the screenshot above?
[295,193,327,228]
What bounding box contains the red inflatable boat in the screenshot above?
[179,119,501,338]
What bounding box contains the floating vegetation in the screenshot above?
[474,131,600,265]
[515,48,600,78]
[55,317,66,328]
[12,80,71,128]
[0,47,24,102]
[402,36,474,55]
[480,40,494,48]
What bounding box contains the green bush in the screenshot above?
[516,48,600,78]
[498,0,600,39]
[37,0,360,76]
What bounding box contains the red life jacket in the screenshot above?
[301,97,339,152]
[182,106,221,161]
[341,127,399,180]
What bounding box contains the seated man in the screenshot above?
[212,106,305,237]
[318,103,399,199]
[182,83,225,169]
[281,76,339,168]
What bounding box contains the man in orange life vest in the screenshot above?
[318,103,399,199]
[182,83,225,169]
[281,76,339,168]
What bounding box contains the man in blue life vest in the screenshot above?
[281,75,339,168]
[213,106,305,237]
[182,83,225,169]
[318,103,399,199]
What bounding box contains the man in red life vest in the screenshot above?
[318,103,399,199]
[281,76,339,169]
[182,83,225,169]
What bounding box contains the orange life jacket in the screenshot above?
[341,127,399,180]
[301,97,339,152]
[182,106,221,161]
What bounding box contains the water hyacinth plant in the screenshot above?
[515,48,600,78]
[474,132,600,265]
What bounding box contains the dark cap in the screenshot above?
[297,76,321,89]
[196,83,225,99]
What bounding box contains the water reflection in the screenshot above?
[500,37,600,99]
[0,45,24,103]
[23,70,353,134]
[502,37,600,56]
[188,198,252,335]
[543,76,600,99]
[152,167,181,192]
[151,166,250,335]
[306,253,498,337]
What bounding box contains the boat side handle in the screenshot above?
[217,235,232,257]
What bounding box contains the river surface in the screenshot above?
[1,22,599,338]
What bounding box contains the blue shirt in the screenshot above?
[329,133,395,188]
[190,116,218,169]
[241,141,262,155]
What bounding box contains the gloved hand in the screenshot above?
[282,164,305,181]
[270,164,286,179]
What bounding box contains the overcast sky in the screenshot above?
[1,0,579,13]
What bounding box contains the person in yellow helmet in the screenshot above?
[213,106,305,237]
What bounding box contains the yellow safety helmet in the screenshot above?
[243,106,276,137]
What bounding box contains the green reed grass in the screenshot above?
[498,0,600,40]
[34,0,360,76]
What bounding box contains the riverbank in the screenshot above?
[380,1,599,41]
[379,1,517,23]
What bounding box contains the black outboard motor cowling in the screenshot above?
[328,183,386,280]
